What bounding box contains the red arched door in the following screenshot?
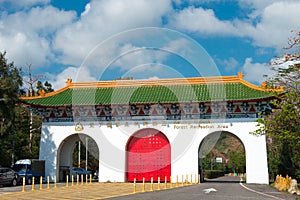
[126,128,171,182]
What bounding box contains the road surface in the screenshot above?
[0,176,297,200]
[108,176,296,200]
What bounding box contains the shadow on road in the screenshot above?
[204,176,244,183]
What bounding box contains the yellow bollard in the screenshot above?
[40,176,43,190]
[66,175,69,187]
[32,177,35,191]
[185,175,188,186]
[133,178,136,193]
[54,176,57,188]
[190,174,192,185]
[194,174,197,184]
[142,177,145,192]
[157,177,161,190]
[150,177,153,191]
[285,176,290,191]
[170,176,173,188]
[181,175,184,186]
[71,175,74,187]
[86,174,88,185]
[164,176,167,190]
[276,175,280,187]
[76,175,79,185]
[89,174,92,184]
[22,177,25,192]
[47,176,50,189]
[277,175,283,190]
[198,174,201,184]
[176,175,179,187]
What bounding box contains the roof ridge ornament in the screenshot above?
[66,78,72,86]
[261,82,267,88]
[39,89,45,96]
[237,72,244,79]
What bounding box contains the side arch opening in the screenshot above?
[56,133,99,182]
[198,131,246,182]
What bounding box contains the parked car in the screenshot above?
[0,167,20,186]
[13,159,45,185]
[94,170,98,181]
[71,167,91,180]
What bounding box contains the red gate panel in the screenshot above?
[126,128,171,182]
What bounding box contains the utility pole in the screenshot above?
[23,64,45,156]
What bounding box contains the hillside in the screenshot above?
[201,132,246,172]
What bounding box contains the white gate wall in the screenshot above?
[39,119,269,184]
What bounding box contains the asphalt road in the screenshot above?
[0,176,298,200]
[108,176,297,200]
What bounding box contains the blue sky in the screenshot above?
[1,0,300,90]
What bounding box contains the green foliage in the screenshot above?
[0,52,22,134]
[253,31,300,181]
[264,65,300,180]
[0,51,22,166]
[204,170,224,179]
[227,149,246,173]
[201,132,245,174]
[36,80,54,95]
[0,52,44,167]
[72,140,99,172]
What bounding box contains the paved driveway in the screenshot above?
[109,176,297,200]
[0,176,297,200]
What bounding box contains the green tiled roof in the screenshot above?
[22,82,274,107]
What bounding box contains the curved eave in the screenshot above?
[20,97,276,108]
[20,74,284,107]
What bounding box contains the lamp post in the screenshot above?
[85,137,88,171]
[78,141,81,168]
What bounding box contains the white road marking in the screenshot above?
[203,188,217,194]
[239,182,285,200]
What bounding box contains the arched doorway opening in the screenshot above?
[57,134,99,182]
[126,128,171,182]
[198,131,246,182]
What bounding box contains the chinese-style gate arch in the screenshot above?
[20,73,284,184]
[126,128,171,182]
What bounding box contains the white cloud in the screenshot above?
[222,57,239,72]
[45,66,97,90]
[238,0,300,18]
[169,7,238,36]
[53,0,172,67]
[0,6,76,67]
[242,57,275,84]
[120,63,187,80]
[1,0,299,86]
[81,3,91,17]
[164,38,195,58]
[246,1,300,48]
[113,44,166,71]
[169,1,300,49]
[0,32,50,67]
[0,0,50,10]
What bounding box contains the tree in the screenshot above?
[255,31,300,180]
[227,149,246,173]
[36,80,54,95]
[0,51,23,167]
